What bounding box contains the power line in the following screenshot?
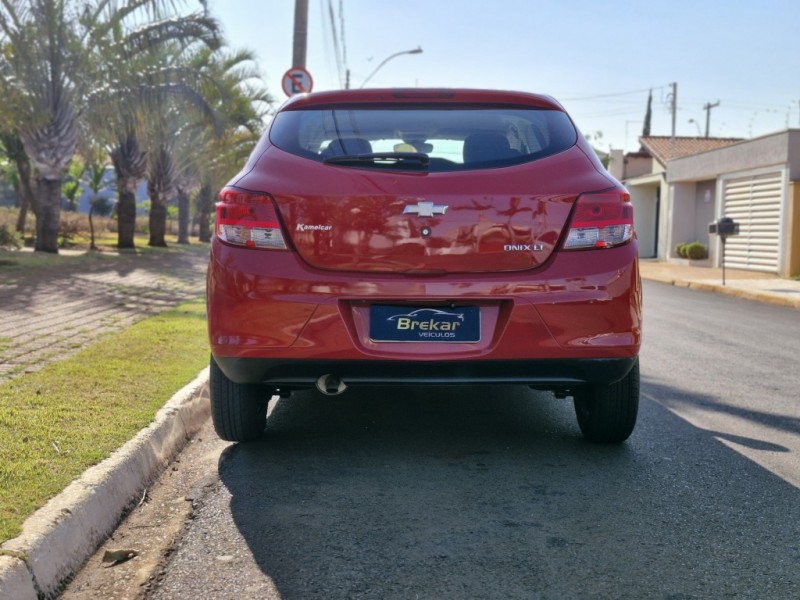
[339,0,348,77]
[326,0,344,87]
[561,86,665,102]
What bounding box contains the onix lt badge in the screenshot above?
[403,201,448,217]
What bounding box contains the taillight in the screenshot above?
[215,188,287,250]
[563,191,634,250]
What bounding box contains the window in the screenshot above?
[268,105,577,171]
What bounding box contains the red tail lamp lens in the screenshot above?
[215,188,287,250]
[564,191,634,250]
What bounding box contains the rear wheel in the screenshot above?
[210,356,268,442]
[573,359,639,443]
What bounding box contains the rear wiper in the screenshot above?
[323,152,430,167]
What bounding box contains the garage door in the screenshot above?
[722,171,783,272]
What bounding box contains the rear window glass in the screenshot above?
[268,105,577,171]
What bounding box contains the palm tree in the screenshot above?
[84,8,221,248]
[186,48,272,245]
[136,44,270,247]
[0,1,83,252]
[181,47,272,243]
[109,126,148,248]
[146,139,175,246]
[0,0,217,253]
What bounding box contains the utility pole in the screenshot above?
[703,100,720,137]
[669,82,677,158]
[292,0,309,68]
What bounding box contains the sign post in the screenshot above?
[282,67,313,97]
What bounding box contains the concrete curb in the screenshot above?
[0,368,211,600]
[683,281,800,309]
[645,276,800,310]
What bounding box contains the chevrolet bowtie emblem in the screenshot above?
[402,201,448,217]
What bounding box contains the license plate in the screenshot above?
[369,305,480,343]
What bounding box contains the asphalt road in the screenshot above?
[64,281,800,600]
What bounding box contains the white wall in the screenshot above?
[693,180,716,245]
[668,182,697,256]
[629,185,658,258]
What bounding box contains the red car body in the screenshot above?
[207,88,642,443]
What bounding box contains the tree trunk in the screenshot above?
[88,202,98,251]
[177,187,190,244]
[117,177,137,249]
[147,144,173,248]
[16,185,31,235]
[149,199,168,247]
[34,178,62,253]
[111,131,147,250]
[198,211,211,243]
[197,183,212,243]
[14,158,36,234]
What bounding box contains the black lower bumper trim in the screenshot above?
[214,356,637,390]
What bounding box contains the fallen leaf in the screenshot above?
[102,549,138,567]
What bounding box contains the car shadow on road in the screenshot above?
[642,377,798,451]
[216,385,800,599]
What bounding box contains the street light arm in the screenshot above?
[359,46,422,89]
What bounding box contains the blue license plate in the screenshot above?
[369,305,480,343]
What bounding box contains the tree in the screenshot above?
[62,157,85,212]
[0,0,219,253]
[195,181,213,242]
[83,148,111,250]
[181,48,272,243]
[137,45,270,247]
[85,9,221,248]
[642,89,653,138]
[146,141,175,246]
[109,126,148,248]
[0,1,84,252]
[0,131,36,234]
[585,131,611,169]
[189,48,272,244]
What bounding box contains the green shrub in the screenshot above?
[58,214,83,248]
[675,243,688,258]
[93,197,114,217]
[685,242,708,260]
[0,223,21,249]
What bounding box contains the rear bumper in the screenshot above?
[207,239,642,377]
[214,356,638,389]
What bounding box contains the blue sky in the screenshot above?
[208,0,800,152]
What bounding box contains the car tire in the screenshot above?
[573,359,639,443]
[210,356,268,442]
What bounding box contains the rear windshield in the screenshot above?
[268,105,577,171]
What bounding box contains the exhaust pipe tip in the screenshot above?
[316,374,347,396]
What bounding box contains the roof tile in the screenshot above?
[639,136,743,165]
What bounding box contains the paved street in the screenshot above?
[0,248,208,383]
[62,279,800,600]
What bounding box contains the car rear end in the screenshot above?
[207,88,641,443]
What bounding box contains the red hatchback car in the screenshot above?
[207,89,642,443]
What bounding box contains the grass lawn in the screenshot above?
[0,298,209,543]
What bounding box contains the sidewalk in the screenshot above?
[0,245,210,600]
[0,246,208,383]
[639,259,800,310]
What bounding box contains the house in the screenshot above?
[666,130,800,278]
[610,131,800,277]
[609,136,742,260]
